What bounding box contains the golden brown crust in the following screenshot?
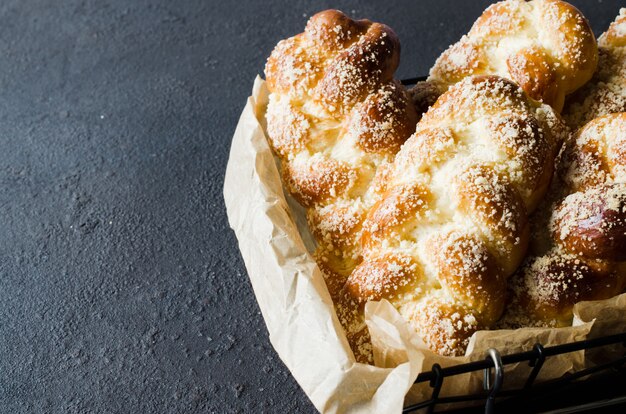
[559,113,626,190]
[503,113,626,327]
[283,156,356,207]
[312,25,400,113]
[552,184,626,261]
[506,46,559,106]
[405,298,482,357]
[504,252,626,327]
[454,166,532,278]
[563,9,626,129]
[264,10,418,363]
[428,232,506,323]
[418,0,598,113]
[345,76,564,356]
[308,201,366,251]
[360,183,432,252]
[351,83,418,155]
[346,254,420,302]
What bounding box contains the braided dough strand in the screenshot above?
[410,0,597,114]
[503,113,626,327]
[346,76,565,356]
[563,9,626,129]
[264,10,418,362]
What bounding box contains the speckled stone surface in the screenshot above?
[0,1,623,413]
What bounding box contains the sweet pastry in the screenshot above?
[502,113,626,327]
[264,10,418,361]
[263,4,609,361]
[410,0,597,114]
[563,9,626,129]
[346,76,566,355]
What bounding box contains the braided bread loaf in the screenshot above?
[264,10,418,361]
[502,113,626,327]
[345,76,565,356]
[410,0,597,114]
[563,9,626,129]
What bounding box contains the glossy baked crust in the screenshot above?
[502,113,626,327]
[412,0,598,114]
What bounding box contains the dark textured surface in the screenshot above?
[0,0,623,413]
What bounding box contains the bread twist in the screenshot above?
[502,113,626,327]
[563,9,626,129]
[264,10,418,361]
[345,76,565,356]
[410,0,597,114]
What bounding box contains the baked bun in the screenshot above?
[264,10,418,362]
[503,113,626,327]
[345,76,565,356]
[412,0,597,114]
[563,9,626,129]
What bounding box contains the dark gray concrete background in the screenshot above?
[0,0,623,413]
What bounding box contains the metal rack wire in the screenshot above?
[401,75,428,85]
[402,332,626,413]
[399,76,626,413]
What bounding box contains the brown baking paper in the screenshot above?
[224,77,626,413]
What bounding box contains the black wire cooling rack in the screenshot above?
[402,332,626,414]
[400,76,626,414]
